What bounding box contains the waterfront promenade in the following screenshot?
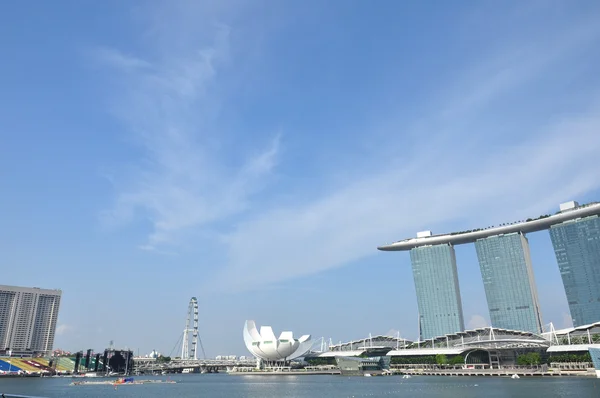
[398,368,595,378]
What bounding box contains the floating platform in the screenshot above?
[71,378,176,386]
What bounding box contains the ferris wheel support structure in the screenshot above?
[182,297,199,360]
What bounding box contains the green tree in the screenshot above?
[448,355,465,365]
[435,354,448,365]
[306,358,336,366]
[517,352,540,365]
[547,353,591,364]
[528,352,540,365]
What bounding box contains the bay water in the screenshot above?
[1,374,598,397]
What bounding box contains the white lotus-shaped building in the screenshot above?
[243,320,312,361]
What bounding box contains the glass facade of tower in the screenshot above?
[549,215,600,327]
[474,233,543,333]
[410,244,464,340]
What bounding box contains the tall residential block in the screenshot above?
[474,232,543,333]
[410,243,464,340]
[0,285,62,355]
[549,214,600,327]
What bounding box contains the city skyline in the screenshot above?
[3,0,600,356]
[379,202,600,339]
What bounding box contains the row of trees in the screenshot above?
[392,352,591,366]
[307,351,592,367]
[435,354,466,365]
[305,358,336,366]
[516,352,541,365]
[547,353,592,363]
[516,352,592,365]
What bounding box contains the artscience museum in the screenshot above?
[243,320,312,362]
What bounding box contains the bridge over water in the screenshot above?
[133,358,257,373]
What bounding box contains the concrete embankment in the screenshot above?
[397,369,596,378]
[228,370,341,376]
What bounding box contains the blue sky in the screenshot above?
[2,0,600,357]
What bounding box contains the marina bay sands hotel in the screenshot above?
[378,200,600,340]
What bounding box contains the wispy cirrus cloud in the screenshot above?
[91,47,152,71]
[438,13,600,121]
[96,4,279,250]
[215,111,600,290]
[208,11,600,291]
[96,1,600,297]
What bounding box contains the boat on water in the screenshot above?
[0,395,49,398]
[71,377,176,386]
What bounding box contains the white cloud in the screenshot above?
[213,108,600,290]
[97,2,600,293]
[96,4,278,250]
[55,323,72,336]
[91,47,152,71]
[467,315,489,330]
[438,16,600,120]
[208,10,600,289]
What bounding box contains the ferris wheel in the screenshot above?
[181,297,206,360]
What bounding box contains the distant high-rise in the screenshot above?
[0,285,62,356]
[410,242,464,340]
[474,232,543,333]
[549,214,600,327]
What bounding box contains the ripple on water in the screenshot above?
[0,374,597,398]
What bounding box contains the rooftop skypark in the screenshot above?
[378,201,600,251]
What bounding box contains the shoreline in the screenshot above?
[396,369,596,378]
[227,370,341,376]
[228,368,597,378]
